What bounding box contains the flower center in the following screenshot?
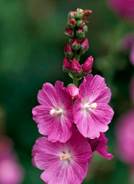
[83,102,97,111]
[59,151,71,161]
[50,107,64,116]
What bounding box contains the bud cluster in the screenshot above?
[63,8,94,79]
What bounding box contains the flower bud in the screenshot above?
[64,44,73,58]
[68,11,76,18]
[77,20,85,27]
[82,56,94,73]
[66,84,79,98]
[84,9,93,17]
[72,39,81,50]
[68,18,77,28]
[63,57,71,70]
[71,59,82,73]
[83,9,93,22]
[81,39,89,53]
[75,8,84,19]
[65,28,74,37]
[83,25,88,33]
[76,28,85,39]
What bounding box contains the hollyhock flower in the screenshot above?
[116,110,134,165]
[66,84,79,99]
[0,137,23,184]
[0,159,23,184]
[32,130,92,184]
[130,77,134,103]
[122,34,134,65]
[89,133,113,160]
[73,75,114,139]
[32,81,73,143]
[108,0,134,21]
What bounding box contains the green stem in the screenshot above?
[73,77,79,86]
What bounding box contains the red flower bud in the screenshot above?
[82,56,94,73]
[68,18,77,27]
[71,59,82,73]
[64,44,72,53]
[84,9,93,17]
[63,57,71,70]
[65,28,74,37]
[66,84,79,98]
[81,39,89,52]
[69,11,76,18]
[76,28,85,39]
[72,39,81,50]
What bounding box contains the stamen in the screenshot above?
[50,108,64,116]
[59,152,71,161]
[83,102,97,111]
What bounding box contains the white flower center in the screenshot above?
[50,107,64,116]
[83,102,97,111]
[59,151,72,161]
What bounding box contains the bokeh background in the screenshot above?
[0,0,134,183]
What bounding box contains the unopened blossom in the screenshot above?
[32,81,73,143]
[81,38,89,52]
[116,110,134,165]
[89,133,113,160]
[32,130,92,184]
[108,0,134,21]
[66,84,79,99]
[63,57,82,73]
[82,56,94,73]
[0,137,23,184]
[73,75,114,139]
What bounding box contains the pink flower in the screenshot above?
[82,56,94,73]
[32,130,92,184]
[0,159,23,184]
[0,137,23,184]
[32,81,73,143]
[73,75,114,139]
[116,110,134,165]
[66,84,79,99]
[130,77,134,103]
[89,133,113,160]
[108,0,134,21]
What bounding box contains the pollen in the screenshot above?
[50,107,64,116]
[83,102,97,111]
[59,151,72,161]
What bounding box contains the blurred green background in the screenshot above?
[0,0,133,183]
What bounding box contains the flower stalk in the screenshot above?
[63,8,94,84]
